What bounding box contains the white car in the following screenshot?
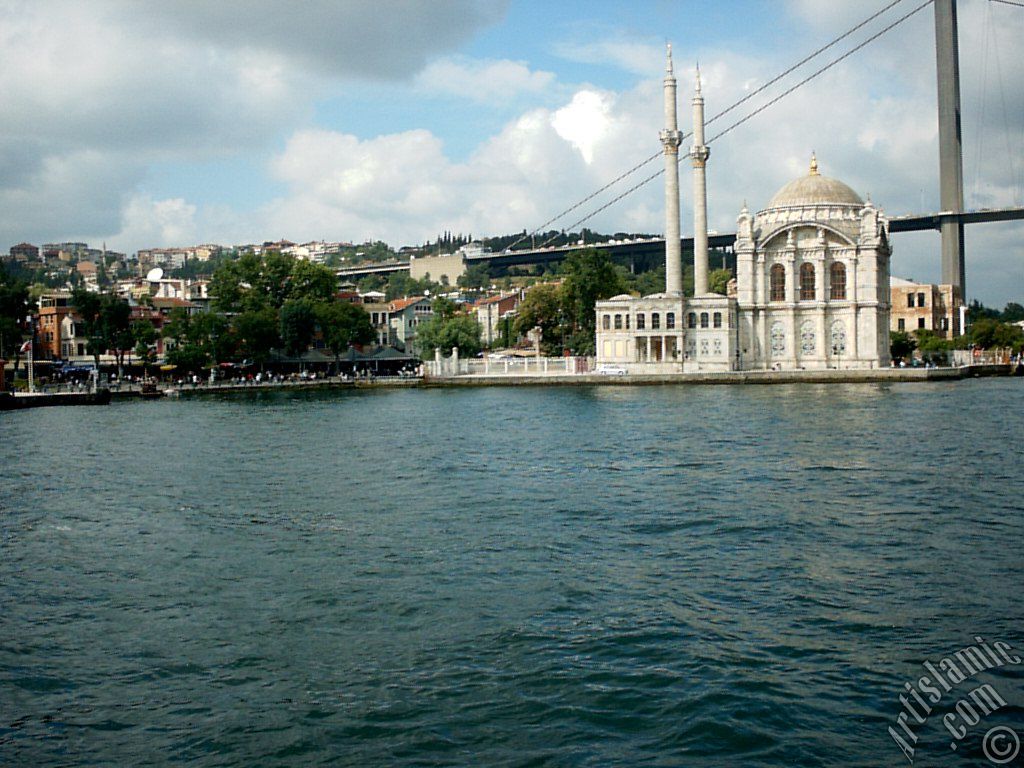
[596,365,628,375]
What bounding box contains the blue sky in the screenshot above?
[0,0,1021,304]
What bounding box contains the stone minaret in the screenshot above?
[690,66,710,296]
[660,44,683,295]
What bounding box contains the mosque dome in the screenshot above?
[766,154,863,209]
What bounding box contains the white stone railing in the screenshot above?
[425,350,594,377]
[952,348,1016,366]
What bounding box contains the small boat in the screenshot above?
[140,381,164,400]
[0,388,111,410]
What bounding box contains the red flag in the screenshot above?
[19,340,32,353]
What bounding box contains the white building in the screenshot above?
[596,47,890,372]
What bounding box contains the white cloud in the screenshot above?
[0,0,507,251]
[416,57,556,103]
[556,39,663,76]
[119,0,509,80]
[111,196,198,250]
[552,91,615,164]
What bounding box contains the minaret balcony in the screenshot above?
[659,129,682,148]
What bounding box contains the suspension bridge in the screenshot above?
[338,0,1023,295]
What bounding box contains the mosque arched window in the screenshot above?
[614,314,623,330]
[687,312,697,328]
[602,314,610,330]
[830,262,847,300]
[713,312,722,328]
[636,313,645,330]
[700,312,709,328]
[651,313,660,329]
[666,312,675,329]
[800,263,816,301]
[770,264,786,301]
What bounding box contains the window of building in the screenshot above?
[625,315,630,330]
[687,312,697,328]
[800,263,815,300]
[829,262,846,300]
[940,317,948,331]
[713,312,722,328]
[651,313,660,329]
[770,264,785,301]
[614,314,623,330]
[602,315,610,330]
[907,294,915,308]
[666,312,675,329]
[636,313,645,330]
[700,312,709,329]
[917,292,926,308]
[898,318,905,331]
[918,317,926,329]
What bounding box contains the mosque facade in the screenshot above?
[595,47,891,372]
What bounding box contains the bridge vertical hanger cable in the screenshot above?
[988,6,1023,205]
[533,0,935,245]
[971,1,991,206]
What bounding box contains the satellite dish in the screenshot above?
[146,267,164,282]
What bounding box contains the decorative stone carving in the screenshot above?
[800,320,816,355]
[770,322,786,357]
[830,321,847,355]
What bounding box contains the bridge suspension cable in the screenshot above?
[707,0,934,143]
[706,0,908,126]
[519,0,934,250]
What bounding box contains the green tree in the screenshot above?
[417,312,481,357]
[161,309,228,374]
[914,329,951,364]
[162,308,204,373]
[71,289,132,373]
[288,260,337,304]
[967,300,999,322]
[1000,302,1024,323]
[280,299,317,358]
[457,263,491,290]
[708,267,733,295]
[890,331,917,362]
[209,250,301,313]
[209,258,248,313]
[132,321,159,378]
[969,318,1024,352]
[559,249,626,354]
[257,251,296,308]
[513,283,563,354]
[233,308,280,369]
[0,263,29,361]
[315,301,375,372]
[632,265,666,297]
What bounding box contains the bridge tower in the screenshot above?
[934,0,966,296]
[660,44,683,295]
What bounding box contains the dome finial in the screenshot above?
[809,151,819,176]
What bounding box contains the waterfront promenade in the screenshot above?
[85,363,1014,398]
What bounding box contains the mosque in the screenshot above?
[595,46,891,372]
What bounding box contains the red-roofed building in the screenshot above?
[473,290,524,347]
[151,296,197,318]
